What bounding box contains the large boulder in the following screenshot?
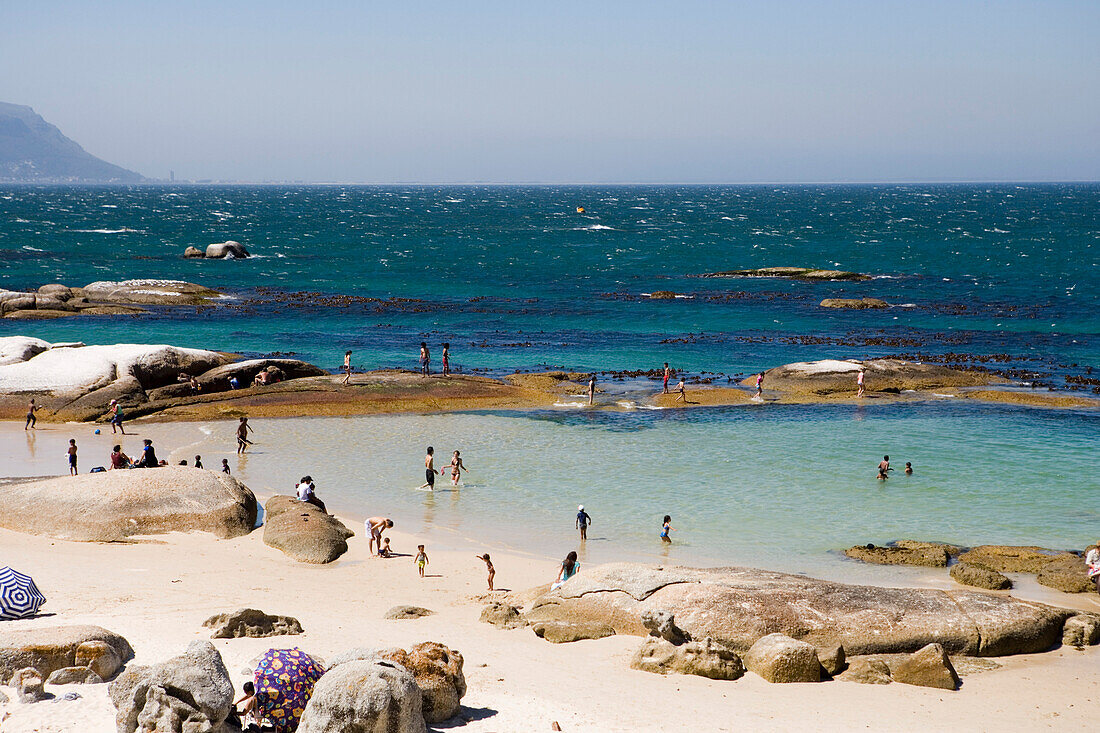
[631,637,745,680]
[743,633,822,683]
[109,640,234,733]
[46,666,103,684]
[950,562,1012,590]
[479,602,527,629]
[376,643,465,724]
[202,608,303,638]
[0,468,257,542]
[0,291,37,315]
[75,640,124,680]
[838,657,892,685]
[182,246,204,258]
[1063,615,1100,647]
[531,621,615,644]
[298,658,425,733]
[741,358,995,394]
[82,279,221,305]
[1037,556,1092,593]
[890,643,960,690]
[845,543,950,567]
[193,358,329,391]
[957,545,1078,574]
[0,335,51,365]
[522,563,1073,656]
[204,241,250,259]
[263,495,354,563]
[0,625,133,683]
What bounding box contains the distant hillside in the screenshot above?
[0,102,145,183]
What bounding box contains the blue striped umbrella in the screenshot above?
[0,566,46,620]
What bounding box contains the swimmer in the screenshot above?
[904,462,913,475]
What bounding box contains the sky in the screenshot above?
[2,1,1098,183]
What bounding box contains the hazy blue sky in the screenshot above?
[3,1,1098,182]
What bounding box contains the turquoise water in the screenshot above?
[0,184,1097,574]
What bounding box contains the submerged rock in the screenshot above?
[522,562,1073,656]
[263,495,354,563]
[0,468,257,542]
[202,608,304,638]
[820,297,890,309]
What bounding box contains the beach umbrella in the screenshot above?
[0,566,46,620]
[254,647,326,732]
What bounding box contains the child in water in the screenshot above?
[476,553,495,590]
[415,545,429,578]
[660,515,673,543]
[221,459,231,474]
[905,462,913,474]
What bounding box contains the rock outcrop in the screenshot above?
[1062,615,1100,647]
[698,267,870,282]
[263,495,354,563]
[890,643,960,690]
[202,608,303,638]
[384,606,434,620]
[378,643,465,724]
[820,297,890,309]
[0,625,133,683]
[742,359,995,394]
[0,468,257,542]
[845,543,950,567]
[187,358,328,393]
[204,241,250,259]
[631,637,745,680]
[480,602,527,629]
[298,658,426,733]
[46,666,103,684]
[950,563,1012,590]
[522,563,1073,656]
[1036,556,1092,593]
[82,279,221,305]
[957,545,1079,574]
[743,634,822,683]
[109,641,234,733]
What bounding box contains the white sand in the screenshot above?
[0,522,1097,733]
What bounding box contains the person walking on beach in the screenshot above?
[576,505,592,541]
[108,399,127,434]
[446,450,467,487]
[418,446,438,490]
[675,378,686,402]
[414,545,429,577]
[25,399,40,430]
[367,517,394,555]
[662,363,671,394]
[419,342,430,375]
[552,551,580,590]
[878,455,892,480]
[588,374,597,406]
[342,350,352,385]
[476,553,495,590]
[441,343,451,377]
[754,372,765,399]
[857,367,866,398]
[236,417,253,454]
[67,439,78,475]
[660,515,674,543]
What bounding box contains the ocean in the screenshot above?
[1,184,1097,575]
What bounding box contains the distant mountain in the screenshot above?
[0,102,145,183]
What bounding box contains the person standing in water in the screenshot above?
[418,446,437,490]
[441,343,451,377]
[662,363,671,394]
[67,439,78,475]
[857,367,866,398]
[754,372,765,399]
[419,342,430,375]
[221,458,231,474]
[476,553,495,590]
[236,417,253,454]
[342,350,352,385]
[878,455,892,480]
[588,374,597,406]
[446,450,466,487]
[576,505,592,541]
[25,399,40,430]
[108,399,126,434]
[904,462,913,475]
[660,515,674,543]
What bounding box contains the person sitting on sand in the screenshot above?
[133,439,159,468]
[476,553,495,590]
[367,517,394,555]
[552,551,580,590]
[379,537,394,557]
[576,505,592,541]
[418,446,438,490]
[236,417,253,454]
[446,450,467,487]
[905,462,913,475]
[660,515,674,543]
[296,475,327,514]
[25,398,40,430]
[1086,542,1100,595]
[415,544,429,577]
[110,445,132,470]
[878,455,892,480]
[342,350,352,385]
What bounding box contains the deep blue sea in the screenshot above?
[1,184,1098,571]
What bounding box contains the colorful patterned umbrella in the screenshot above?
[0,566,46,620]
[254,647,326,732]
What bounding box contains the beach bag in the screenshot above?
[90,466,106,473]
